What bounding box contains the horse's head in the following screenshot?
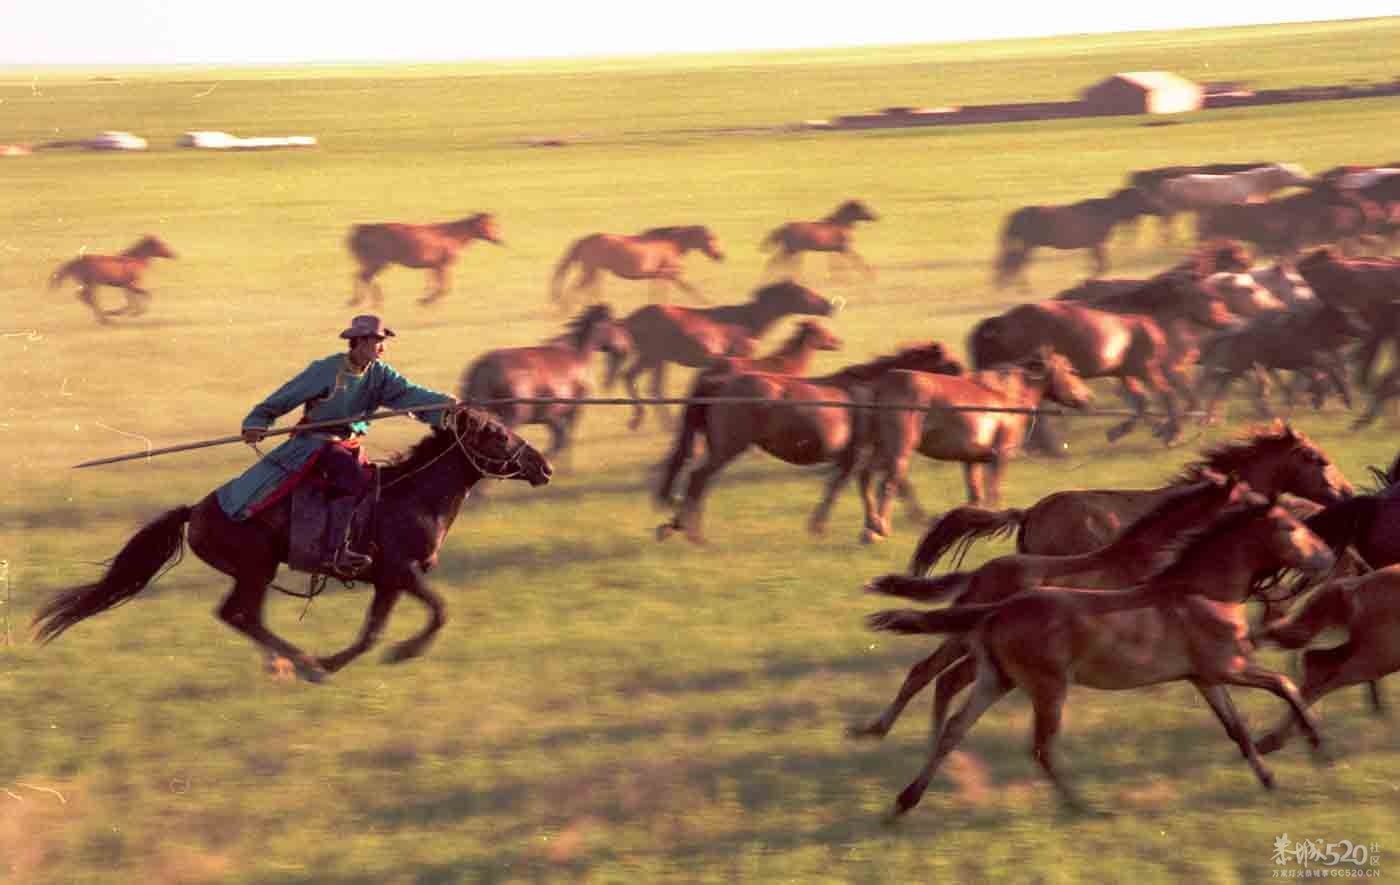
[832,200,878,224]
[134,236,177,259]
[1162,271,1242,329]
[1024,348,1092,409]
[1258,499,1336,582]
[682,226,725,261]
[1261,424,1355,505]
[451,407,552,486]
[795,320,843,353]
[468,213,504,245]
[897,342,964,376]
[754,281,836,317]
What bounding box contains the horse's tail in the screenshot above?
[655,374,716,505]
[994,209,1034,287]
[549,238,586,304]
[909,506,1025,575]
[49,259,78,289]
[866,601,1001,636]
[32,506,192,643]
[865,571,972,603]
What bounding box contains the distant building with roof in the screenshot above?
[1080,72,1205,115]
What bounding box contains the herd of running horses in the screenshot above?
[38,162,1400,817]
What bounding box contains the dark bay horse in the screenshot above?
[618,281,836,430]
[49,235,176,324]
[856,351,1093,542]
[759,199,878,282]
[968,298,1186,444]
[1296,247,1400,391]
[854,473,1254,742]
[865,497,1336,816]
[994,187,1156,290]
[33,409,552,682]
[347,213,503,308]
[654,342,964,544]
[1198,183,1376,258]
[458,304,633,468]
[911,423,1354,573]
[550,225,725,310]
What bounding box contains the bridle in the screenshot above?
[449,412,530,480]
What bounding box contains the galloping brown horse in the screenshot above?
[1296,247,1400,391]
[49,235,176,323]
[347,213,502,307]
[856,351,1093,542]
[550,225,725,310]
[654,342,964,543]
[618,281,836,430]
[853,472,1254,743]
[865,496,1336,816]
[458,304,633,467]
[994,187,1157,290]
[911,423,1354,573]
[33,409,552,682]
[759,200,878,282]
[705,319,842,376]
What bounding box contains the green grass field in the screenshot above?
[4,17,1400,883]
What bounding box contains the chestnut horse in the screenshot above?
[865,496,1336,816]
[458,304,633,468]
[853,472,1254,742]
[856,351,1093,542]
[618,281,836,430]
[33,409,552,682]
[705,319,842,376]
[654,342,964,544]
[49,235,176,324]
[550,225,725,310]
[759,199,878,282]
[994,187,1157,290]
[911,423,1354,574]
[347,213,503,308]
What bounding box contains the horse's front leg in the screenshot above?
[420,265,450,304]
[382,564,447,664]
[1106,376,1148,442]
[623,358,650,430]
[845,247,876,280]
[217,574,326,683]
[1193,680,1276,789]
[315,582,404,674]
[810,446,860,537]
[78,286,111,324]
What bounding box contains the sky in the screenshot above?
[1,2,1394,65]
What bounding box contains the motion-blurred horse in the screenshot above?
[994,187,1157,290]
[33,409,552,682]
[654,342,964,543]
[759,200,878,282]
[49,235,176,324]
[550,225,725,310]
[1156,163,1311,212]
[347,213,503,307]
[458,304,633,468]
[704,319,842,376]
[865,496,1336,816]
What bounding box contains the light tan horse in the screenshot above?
[550,225,725,310]
[910,423,1354,574]
[856,350,1093,543]
[1157,163,1312,211]
[49,235,177,323]
[865,496,1336,816]
[347,213,503,307]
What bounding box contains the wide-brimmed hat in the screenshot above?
[339,314,396,340]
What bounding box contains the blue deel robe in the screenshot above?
[216,354,455,520]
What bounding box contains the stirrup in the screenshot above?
[325,546,373,578]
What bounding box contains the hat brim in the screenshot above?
[340,327,395,339]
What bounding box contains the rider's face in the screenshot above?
[348,336,386,369]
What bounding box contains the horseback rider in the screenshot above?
[216,314,457,577]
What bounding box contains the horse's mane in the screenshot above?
[1173,423,1314,485]
[819,342,958,383]
[558,303,613,349]
[375,410,503,484]
[638,225,702,240]
[1144,498,1275,585]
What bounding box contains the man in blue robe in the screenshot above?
[216,314,456,576]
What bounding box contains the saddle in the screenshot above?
[286,466,378,576]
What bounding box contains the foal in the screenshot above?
[50,235,176,323]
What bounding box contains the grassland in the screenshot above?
[3,17,1400,884]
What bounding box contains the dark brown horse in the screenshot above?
[911,423,1354,574]
[654,342,964,543]
[33,408,552,682]
[618,281,836,430]
[1198,183,1376,258]
[994,187,1157,290]
[49,235,176,324]
[347,213,503,307]
[968,298,1186,444]
[704,319,842,376]
[1296,247,1400,391]
[550,225,725,310]
[865,496,1336,816]
[856,351,1093,542]
[458,304,633,468]
[759,200,878,282]
[854,472,1255,743]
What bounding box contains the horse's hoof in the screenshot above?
[656,523,677,542]
[847,722,888,740]
[860,528,885,545]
